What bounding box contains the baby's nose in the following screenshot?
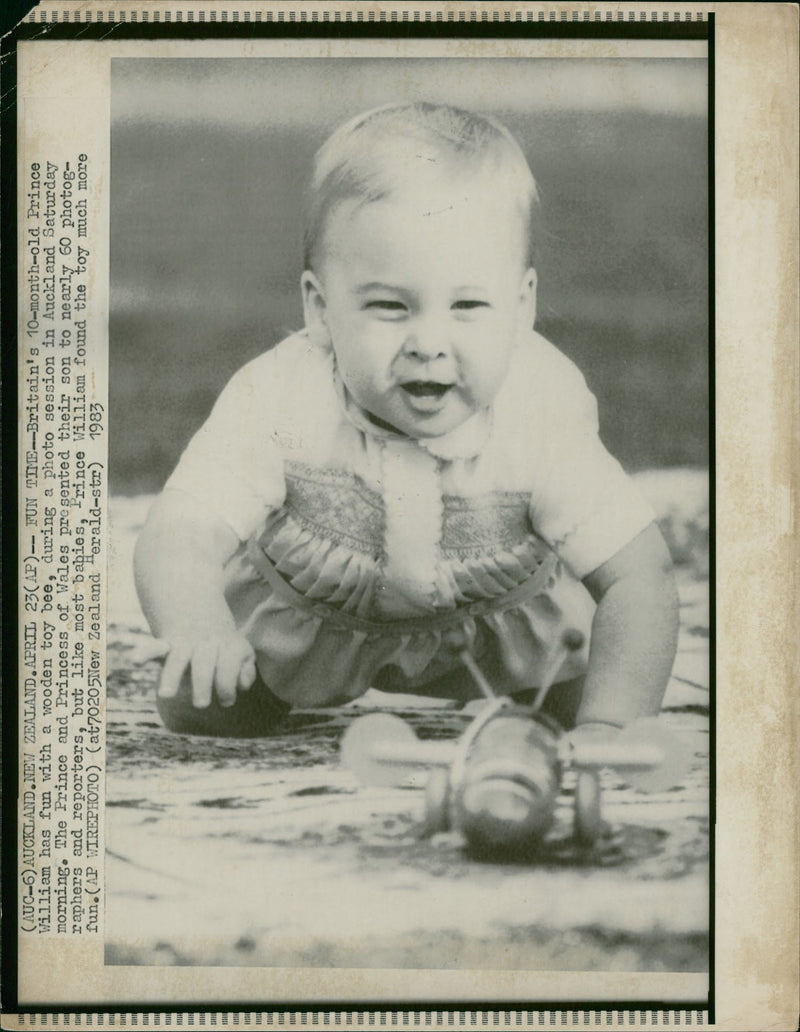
[402,321,451,361]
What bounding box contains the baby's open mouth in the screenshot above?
[401,381,452,399]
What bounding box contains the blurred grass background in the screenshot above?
[110,58,708,495]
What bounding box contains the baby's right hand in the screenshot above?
[156,630,257,708]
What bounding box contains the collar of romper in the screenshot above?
[330,354,493,462]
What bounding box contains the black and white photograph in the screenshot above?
[8,3,798,1023]
[104,46,710,988]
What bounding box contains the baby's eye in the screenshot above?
[452,300,490,312]
[363,300,407,316]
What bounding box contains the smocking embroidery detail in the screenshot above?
[283,463,384,556]
[281,462,538,564]
[440,491,533,558]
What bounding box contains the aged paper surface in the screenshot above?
[8,1,798,1028]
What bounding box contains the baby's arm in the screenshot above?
[577,522,679,731]
[134,490,256,707]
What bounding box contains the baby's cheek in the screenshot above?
[462,343,513,403]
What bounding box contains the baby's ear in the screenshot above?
[301,271,329,346]
[520,268,537,329]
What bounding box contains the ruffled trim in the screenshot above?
[247,505,558,615]
[260,509,381,617]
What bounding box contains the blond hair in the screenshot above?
[303,102,539,271]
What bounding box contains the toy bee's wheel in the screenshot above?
[574,770,603,846]
[422,768,451,836]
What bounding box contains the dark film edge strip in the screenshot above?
[11,1008,710,1026]
[23,8,709,24]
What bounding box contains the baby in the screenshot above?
[135,102,678,742]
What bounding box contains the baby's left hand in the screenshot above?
[157,629,257,709]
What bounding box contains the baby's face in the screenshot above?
[303,177,535,439]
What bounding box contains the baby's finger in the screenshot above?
[158,641,191,699]
[214,642,244,708]
[238,655,257,691]
[131,636,171,666]
[190,641,217,709]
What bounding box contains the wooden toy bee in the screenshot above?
[341,648,692,859]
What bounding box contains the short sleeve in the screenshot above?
[165,350,287,541]
[526,346,656,579]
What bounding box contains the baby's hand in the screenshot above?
[156,630,257,708]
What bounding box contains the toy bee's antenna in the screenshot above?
[441,628,498,701]
[456,648,497,700]
[530,629,587,713]
[449,626,585,711]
